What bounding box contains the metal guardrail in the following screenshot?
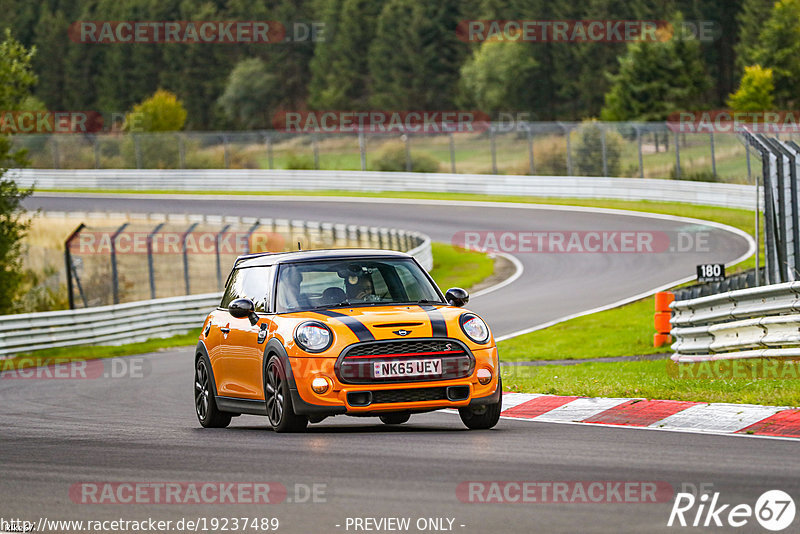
[11,169,759,210]
[670,282,800,362]
[2,223,432,357]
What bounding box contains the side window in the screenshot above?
[220,269,243,308]
[239,266,274,312]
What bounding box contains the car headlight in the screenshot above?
[294,321,333,353]
[460,313,490,344]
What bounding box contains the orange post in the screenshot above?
[653,292,675,347]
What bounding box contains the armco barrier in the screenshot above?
[10,169,760,210]
[670,282,800,362]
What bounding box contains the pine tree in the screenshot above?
[32,6,68,109]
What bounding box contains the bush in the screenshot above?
[670,167,719,182]
[573,120,623,177]
[284,152,315,170]
[370,141,440,172]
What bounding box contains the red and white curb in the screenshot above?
[499,393,800,439]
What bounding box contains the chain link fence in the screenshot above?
[10,122,772,184]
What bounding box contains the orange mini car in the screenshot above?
[194,249,501,432]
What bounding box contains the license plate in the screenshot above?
[373,359,442,378]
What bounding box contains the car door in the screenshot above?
[220,266,276,400]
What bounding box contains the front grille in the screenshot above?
[371,387,448,404]
[336,338,475,384]
[346,339,460,357]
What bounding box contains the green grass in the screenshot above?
[501,359,800,407]
[428,242,495,291]
[498,296,671,362]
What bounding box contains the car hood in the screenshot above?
[299,304,482,342]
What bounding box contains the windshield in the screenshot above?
[276,258,442,312]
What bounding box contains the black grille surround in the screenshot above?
[335,338,475,385]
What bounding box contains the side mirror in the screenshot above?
[229,298,259,326]
[445,287,469,307]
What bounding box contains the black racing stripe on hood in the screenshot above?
[313,310,376,341]
[420,305,448,337]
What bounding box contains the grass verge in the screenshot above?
[502,359,800,407]
[498,296,671,362]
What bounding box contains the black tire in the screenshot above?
[264,355,308,433]
[194,357,231,428]
[459,378,502,430]
[379,412,411,425]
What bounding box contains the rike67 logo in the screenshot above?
[668,490,796,531]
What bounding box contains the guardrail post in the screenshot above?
[215,224,231,289]
[182,222,199,296]
[111,222,129,305]
[64,223,86,309]
[146,222,165,299]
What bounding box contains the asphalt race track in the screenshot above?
[2,193,793,534]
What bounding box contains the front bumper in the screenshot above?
[287,346,500,417]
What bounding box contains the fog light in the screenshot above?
[477,368,493,385]
[311,376,330,394]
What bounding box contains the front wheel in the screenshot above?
[265,356,308,433]
[459,378,502,430]
[195,358,231,428]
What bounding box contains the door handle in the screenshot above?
[220,327,231,334]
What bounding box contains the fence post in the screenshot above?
[182,222,199,296]
[560,123,573,176]
[178,134,186,169]
[64,223,86,309]
[147,222,165,299]
[51,137,60,169]
[601,126,608,177]
[674,130,681,179]
[449,132,456,173]
[222,134,230,169]
[312,133,320,170]
[134,135,142,169]
[710,132,717,179]
[93,135,101,169]
[490,125,498,174]
[636,125,644,178]
[358,131,366,171]
[215,224,231,290]
[243,221,261,254]
[111,222,129,304]
[526,124,535,175]
[404,134,412,172]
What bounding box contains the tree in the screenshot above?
[573,120,623,177]
[125,89,187,132]
[748,0,800,107]
[735,0,777,71]
[727,65,774,111]
[308,0,383,109]
[0,29,35,313]
[217,58,278,129]
[32,6,69,109]
[601,14,712,121]
[369,0,466,109]
[459,40,538,114]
